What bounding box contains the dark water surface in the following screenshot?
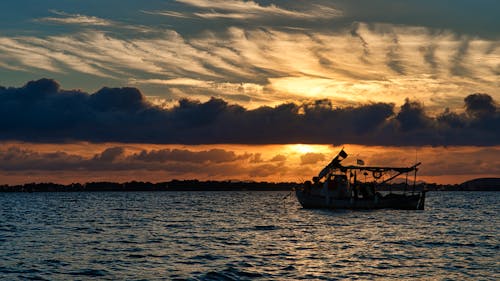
[0,191,498,280]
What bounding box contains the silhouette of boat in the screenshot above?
[296,149,425,210]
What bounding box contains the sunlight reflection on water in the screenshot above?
[0,191,498,280]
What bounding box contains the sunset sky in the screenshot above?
[0,0,499,184]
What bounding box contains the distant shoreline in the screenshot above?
[1,179,499,192]
[0,180,297,192]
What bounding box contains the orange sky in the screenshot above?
[0,1,499,185]
[1,142,498,185]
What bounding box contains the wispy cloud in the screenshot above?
[141,10,195,19]
[35,10,153,33]
[36,10,114,26]
[0,22,498,108]
[146,0,342,20]
[131,78,213,87]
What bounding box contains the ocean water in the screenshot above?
[0,191,498,280]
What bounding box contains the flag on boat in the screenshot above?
[357,159,365,165]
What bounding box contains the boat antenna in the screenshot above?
[411,148,417,194]
[413,151,417,195]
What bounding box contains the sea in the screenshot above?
[0,191,498,280]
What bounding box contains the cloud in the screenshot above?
[419,44,438,73]
[270,154,286,162]
[93,147,125,162]
[0,24,498,109]
[130,148,248,163]
[169,0,342,20]
[0,35,112,77]
[249,163,285,177]
[300,153,325,165]
[0,78,498,146]
[349,22,370,62]
[386,35,406,75]
[395,99,431,131]
[450,38,471,76]
[1,143,498,185]
[464,93,497,118]
[141,10,194,19]
[89,87,148,112]
[0,144,287,183]
[36,10,114,26]
[0,146,88,171]
[0,145,248,172]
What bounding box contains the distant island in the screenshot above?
[0,178,499,192]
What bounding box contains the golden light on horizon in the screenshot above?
[286,144,332,155]
[0,142,497,185]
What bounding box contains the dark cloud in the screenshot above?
[0,78,498,146]
[24,78,61,96]
[131,148,248,163]
[93,147,125,162]
[0,146,84,171]
[0,146,250,173]
[90,87,148,112]
[464,93,497,119]
[395,99,432,131]
[437,108,465,129]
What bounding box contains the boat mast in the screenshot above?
[413,148,418,194]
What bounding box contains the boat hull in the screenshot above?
[295,189,426,210]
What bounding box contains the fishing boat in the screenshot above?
[295,149,426,210]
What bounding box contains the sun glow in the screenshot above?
[287,144,331,155]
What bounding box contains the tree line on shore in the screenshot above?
[0,179,498,192]
[0,180,298,192]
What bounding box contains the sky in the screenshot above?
[0,0,499,184]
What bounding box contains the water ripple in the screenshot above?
[0,191,498,280]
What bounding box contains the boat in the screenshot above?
[295,149,426,210]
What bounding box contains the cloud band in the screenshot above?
[0,78,498,146]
